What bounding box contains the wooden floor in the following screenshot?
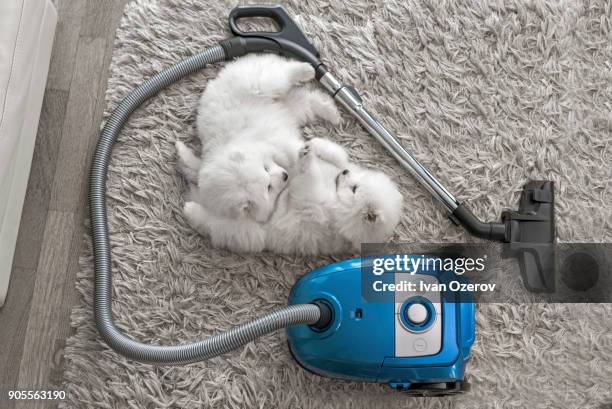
[0,1,129,407]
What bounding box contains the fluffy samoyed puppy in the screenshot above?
[180,138,403,254]
[180,54,341,224]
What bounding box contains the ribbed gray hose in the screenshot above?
[89,44,320,365]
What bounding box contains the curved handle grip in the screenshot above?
[229,5,288,37]
[228,5,319,58]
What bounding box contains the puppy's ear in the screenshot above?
[364,205,380,224]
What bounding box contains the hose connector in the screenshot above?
[309,300,333,332]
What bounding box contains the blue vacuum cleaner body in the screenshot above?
[287,257,475,395]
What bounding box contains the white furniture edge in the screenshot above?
[0,0,58,307]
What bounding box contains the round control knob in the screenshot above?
[399,296,436,332]
[405,303,428,324]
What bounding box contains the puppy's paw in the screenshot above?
[175,140,187,156]
[183,200,206,223]
[314,97,342,125]
[298,142,316,171]
[323,103,342,125]
[290,63,315,84]
[299,141,313,158]
[175,141,201,183]
[308,137,349,166]
[183,201,199,220]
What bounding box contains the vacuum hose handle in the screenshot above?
[224,4,326,75]
[228,5,320,58]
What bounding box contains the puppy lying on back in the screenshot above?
[264,138,404,254]
[179,138,403,254]
[182,54,340,225]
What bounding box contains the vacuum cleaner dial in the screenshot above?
[405,303,428,324]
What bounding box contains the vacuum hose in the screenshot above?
[89,44,321,365]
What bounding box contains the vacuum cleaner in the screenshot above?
[287,258,474,395]
[89,4,555,394]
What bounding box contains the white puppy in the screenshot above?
[180,138,404,254]
[181,54,341,224]
[265,138,404,254]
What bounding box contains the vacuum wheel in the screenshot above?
[401,380,470,396]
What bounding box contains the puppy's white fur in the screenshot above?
[180,138,403,254]
[187,54,341,223]
[265,138,404,254]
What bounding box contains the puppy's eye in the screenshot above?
[264,166,269,172]
[268,184,272,191]
[351,185,358,193]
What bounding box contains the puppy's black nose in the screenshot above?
[282,171,288,181]
[342,169,350,175]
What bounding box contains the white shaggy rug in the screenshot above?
[61,0,612,408]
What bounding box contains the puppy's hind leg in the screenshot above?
[284,87,342,125]
[175,141,201,183]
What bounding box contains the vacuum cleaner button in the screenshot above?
[406,303,428,324]
[413,338,427,352]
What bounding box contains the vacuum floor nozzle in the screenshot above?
[502,180,556,292]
